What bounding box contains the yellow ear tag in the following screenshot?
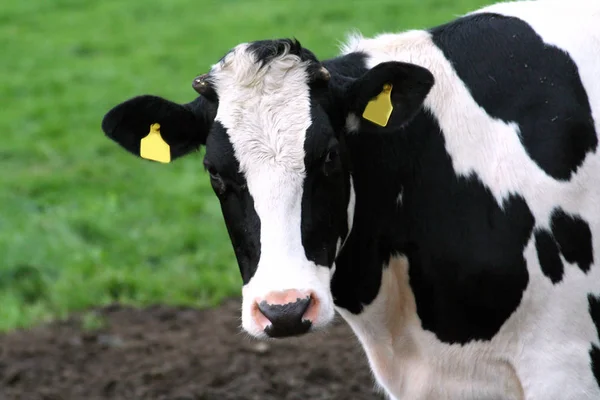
[140,123,171,163]
[362,83,393,127]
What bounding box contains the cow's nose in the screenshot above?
[254,290,317,338]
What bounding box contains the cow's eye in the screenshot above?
[323,148,340,177]
[204,162,226,194]
[203,162,219,179]
[207,166,220,181]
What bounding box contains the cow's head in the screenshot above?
[101,39,434,339]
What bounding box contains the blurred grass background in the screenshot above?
[0,0,492,331]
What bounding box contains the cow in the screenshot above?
[100,0,600,398]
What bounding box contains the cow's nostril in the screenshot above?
[257,296,312,338]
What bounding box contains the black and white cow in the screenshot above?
[101,1,600,398]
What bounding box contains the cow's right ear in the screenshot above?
[341,61,434,131]
[101,95,216,162]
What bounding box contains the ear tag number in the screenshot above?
[362,83,393,127]
[140,123,171,163]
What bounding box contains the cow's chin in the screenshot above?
[240,268,336,340]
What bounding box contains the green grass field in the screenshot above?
[0,0,492,331]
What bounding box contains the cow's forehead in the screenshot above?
[208,41,315,176]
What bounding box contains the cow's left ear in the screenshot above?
[345,61,434,130]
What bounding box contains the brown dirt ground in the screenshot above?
[0,298,383,400]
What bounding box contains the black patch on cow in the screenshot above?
[204,121,261,284]
[301,100,351,268]
[550,208,594,273]
[323,52,369,81]
[531,208,593,283]
[590,345,600,388]
[247,38,319,69]
[589,294,600,336]
[400,112,534,344]
[588,294,600,387]
[330,120,403,313]
[321,52,370,128]
[298,52,370,272]
[534,229,564,284]
[430,13,598,181]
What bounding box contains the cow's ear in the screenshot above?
[101,95,216,163]
[345,61,434,130]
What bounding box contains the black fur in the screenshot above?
[590,345,600,389]
[204,122,261,284]
[532,208,593,284]
[345,61,434,130]
[589,294,600,388]
[551,208,594,274]
[535,229,564,284]
[247,38,320,72]
[101,95,216,160]
[300,101,351,268]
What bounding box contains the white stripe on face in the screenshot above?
[210,43,335,337]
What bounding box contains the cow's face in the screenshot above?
[101,39,434,339]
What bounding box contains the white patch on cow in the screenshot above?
[345,113,361,133]
[332,238,342,277]
[333,176,356,277]
[346,176,356,237]
[396,187,403,205]
[339,3,600,399]
[210,43,335,338]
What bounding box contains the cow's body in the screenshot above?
[327,3,600,398]
[102,1,600,399]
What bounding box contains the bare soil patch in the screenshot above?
[0,298,382,400]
